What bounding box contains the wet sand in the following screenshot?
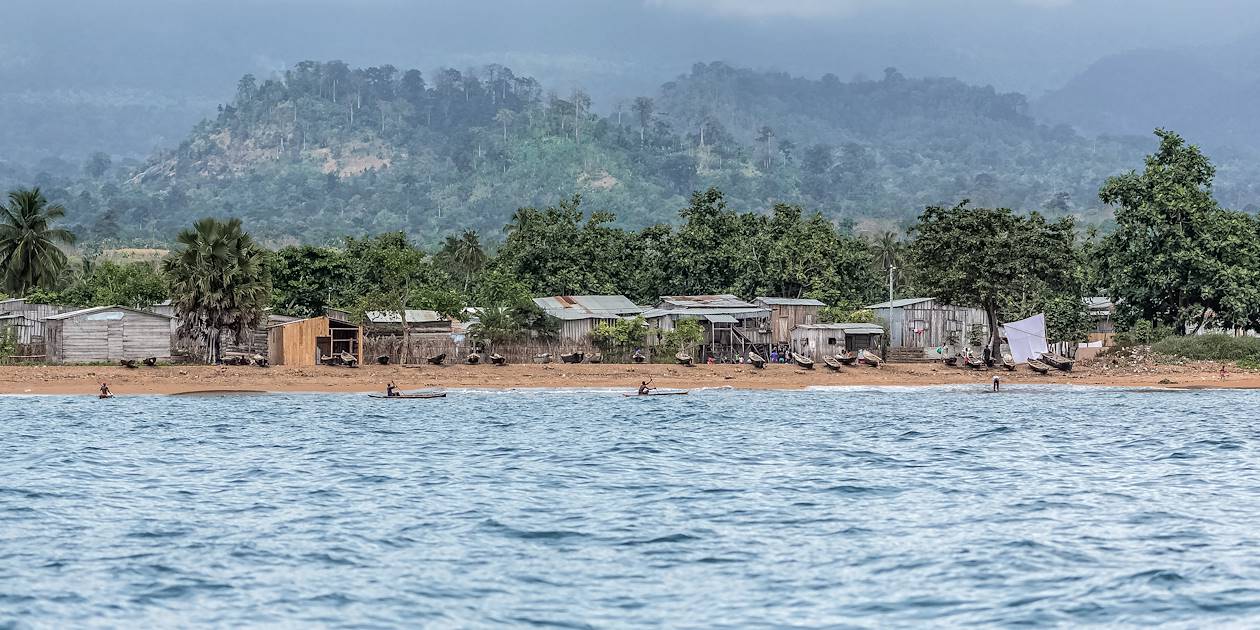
[0,362,1255,395]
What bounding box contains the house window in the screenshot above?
[827,337,837,345]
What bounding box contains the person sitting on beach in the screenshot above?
[386,381,400,397]
[99,382,113,399]
[638,379,654,395]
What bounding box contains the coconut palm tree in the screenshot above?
[871,230,902,273]
[439,229,487,292]
[164,218,270,364]
[0,188,77,295]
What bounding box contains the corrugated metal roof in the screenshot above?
[796,323,885,334]
[644,307,770,319]
[704,314,739,324]
[755,297,826,307]
[533,295,643,319]
[659,294,755,309]
[366,309,445,324]
[865,297,935,310]
[45,305,175,321]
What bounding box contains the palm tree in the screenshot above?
[0,188,77,295]
[440,229,487,292]
[164,218,270,364]
[871,231,902,273]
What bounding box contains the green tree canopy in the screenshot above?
[164,217,270,363]
[1099,129,1260,333]
[0,188,77,296]
[909,200,1078,355]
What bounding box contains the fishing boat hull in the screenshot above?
[675,353,693,366]
[837,352,858,366]
[489,354,506,365]
[791,353,815,369]
[560,352,584,364]
[369,393,447,399]
[966,358,987,369]
[748,352,766,368]
[823,356,843,371]
[466,353,481,365]
[859,350,881,367]
[1027,360,1051,374]
[426,353,446,365]
[622,390,688,397]
[1040,352,1074,372]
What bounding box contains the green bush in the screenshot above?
[1115,320,1175,346]
[1151,334,1260,362]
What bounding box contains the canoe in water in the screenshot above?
[622,390,689,397]
[369,393,447,399]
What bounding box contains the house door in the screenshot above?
[107,321,124,360]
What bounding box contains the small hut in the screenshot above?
[267,316,363,366]
[790,323,885,358]
[755,297,826,344]
[44,306,175,363]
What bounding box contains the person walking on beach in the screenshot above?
[1220,364,1229,380]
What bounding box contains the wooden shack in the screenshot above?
[533,295,645,342]
[790,323,884,358]
[865,297,988,354]
[44,306,175,363]
[267,316,363,366]
[755,297,826,344]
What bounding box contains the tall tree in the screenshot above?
[909,201,1076,357]
[1098,129,1260,333]
[164,218,270,364]
[632,96,654,143]
[0,188,77,296]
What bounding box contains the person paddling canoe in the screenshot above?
[638,378,654,395]
[386,381,400,397]
[99,382,113,399]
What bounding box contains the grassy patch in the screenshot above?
[1151,334,1260,362]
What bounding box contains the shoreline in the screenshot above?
[1,362,1256,396]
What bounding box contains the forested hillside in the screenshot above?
[32,61,1260,245]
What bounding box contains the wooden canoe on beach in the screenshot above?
[369,392,447,399]
[1027,360,1051,374]
[792,353,815,369]
[1040,352,1074,372]
[748,351,767,368]
[822,355,843,371]
[837,351,858,366]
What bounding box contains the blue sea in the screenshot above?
[2,386,1259,627]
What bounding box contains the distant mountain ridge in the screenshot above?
[32,60,1260,245]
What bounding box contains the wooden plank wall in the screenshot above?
[49,311,173,363]
[269,317,331,366]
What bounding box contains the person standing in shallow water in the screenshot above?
[992,375,1001,392]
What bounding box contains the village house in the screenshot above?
[1086,296,1116,345]
[643,295,771,359]
[532,295,645,342]
[754,297,826,345]
[267,315,364,366]
[789,323,885,358]
[44,306,175,364]
[365,309,453,335]
[865,297,989,357]
[0,298,73,348]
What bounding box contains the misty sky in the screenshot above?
[3,0,1256,105]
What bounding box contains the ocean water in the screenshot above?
[2,386,1260,628]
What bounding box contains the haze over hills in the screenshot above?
[19,59,1255,247]
[3,0,1259,164]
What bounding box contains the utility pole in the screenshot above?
[886,265,896,357]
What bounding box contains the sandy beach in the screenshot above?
[0,360,1255,395]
